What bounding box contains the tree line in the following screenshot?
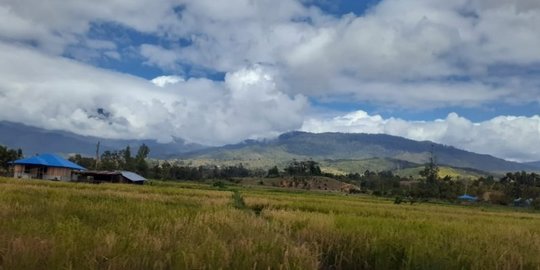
[150,159,324,181]
[69,144,150,176]
[149,162,260,180]
[3,143,540,208]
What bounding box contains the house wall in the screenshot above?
[43,167,72,181]
[13,164,36,179]
[13,165,24,175]
[13,165,73,181]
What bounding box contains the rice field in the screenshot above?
[1,177,540,269]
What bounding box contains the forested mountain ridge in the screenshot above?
[180,131,540,173]
[1,122,538,173]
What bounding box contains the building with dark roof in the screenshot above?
[12,153,85,181]
[75,170,146,185]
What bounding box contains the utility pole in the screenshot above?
[95,141,100,170]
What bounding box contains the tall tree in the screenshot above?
[135,144,150,161]
[68,154,96,169]
[122,146,133,171]
[99,151,118,170]
[135,144,150,176]
[420,146,439,184]
[0,145,23,174]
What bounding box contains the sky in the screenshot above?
[1,0,540,162]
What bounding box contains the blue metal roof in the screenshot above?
[12,154,85,170]
[457,194,477,201]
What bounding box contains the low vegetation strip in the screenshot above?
[232,190,247,210]
[1,177,540,269]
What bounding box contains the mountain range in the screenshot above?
[1,121,539,174]
[178,131,540,174]
[0,121,205,158]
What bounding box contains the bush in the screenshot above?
[486,191,510,205]
[212,181,226,189]
[532,198,540,210]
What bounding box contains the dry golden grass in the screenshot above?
[2,177,540,269]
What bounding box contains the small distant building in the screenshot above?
[457,194,478,202]
[75,170,146,185]
[513,198,533,207]
[11,153,85,181]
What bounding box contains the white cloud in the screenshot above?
[302,110,540,162]
[140,44,182,71]
[0,0,182,58]
[0,42,307,145]
[2,0,540,108]
[122,0,540,108]
[151,75,185,87]
[279,0,540,106]
[1,0,540,161]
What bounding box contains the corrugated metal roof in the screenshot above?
[12,153,85,170]
[120,171,146,182]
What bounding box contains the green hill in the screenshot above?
[179,131,537,174]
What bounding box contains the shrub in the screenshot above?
[532,198,540,210]
[212,181,226,189]
[486,191,510,205]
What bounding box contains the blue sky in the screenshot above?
[310,0,382,16]
[0,0,540,161]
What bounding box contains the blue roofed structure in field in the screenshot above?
[457,194,478,201]
[12,153,85,181]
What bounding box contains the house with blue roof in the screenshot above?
[12,153,85,181]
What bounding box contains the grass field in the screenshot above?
[1,177,540,269]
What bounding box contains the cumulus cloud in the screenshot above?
[140,44,183,71]
[0,0,182,59]
[151,75,185,87]
[302,110,540,162]
[0,42,307,145]
[286,0,540,106]
[121,0,540,108]
[1,0,540,161]
[2,0,540,108]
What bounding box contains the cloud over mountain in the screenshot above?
[0,0,539,161]
[302,111,540,162]
[0,43,307,145]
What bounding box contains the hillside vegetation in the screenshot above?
[179,132,539,173]
[2,177,540,269]
[3,122,539,174]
